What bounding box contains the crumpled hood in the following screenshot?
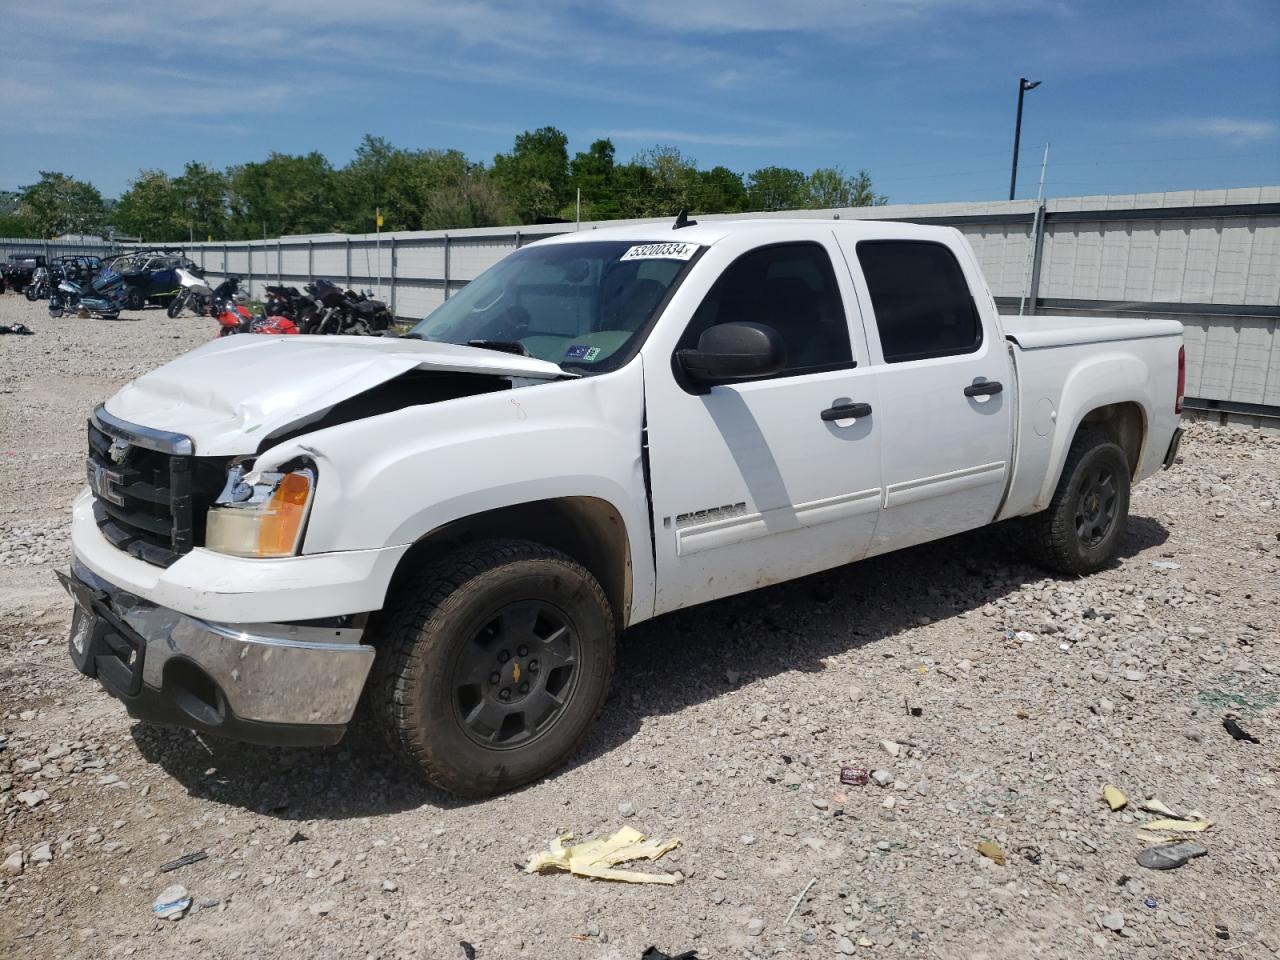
[105,334,566,455]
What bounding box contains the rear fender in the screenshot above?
[1035,353,1151,510]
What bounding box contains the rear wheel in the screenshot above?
[371,540,616,797]
[1025,430,1131,575]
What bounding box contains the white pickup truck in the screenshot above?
[60,218,1185,796]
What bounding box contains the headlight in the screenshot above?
[205,465,315,558]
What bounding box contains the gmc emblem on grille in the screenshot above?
[88,460,126,507]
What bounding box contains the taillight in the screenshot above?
[1175,345,1185,414]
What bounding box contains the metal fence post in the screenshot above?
[307,240,313,282]
[389,235,397,316]
[277,240,282,285]
[345,238,351,288]
[247,240,253,295]
[1026,201,1048,316]
[443,235,451,300]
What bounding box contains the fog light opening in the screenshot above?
[163,658,226,727]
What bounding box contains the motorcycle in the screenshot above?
[304,278,393,335]
[166,266,213,318]
[24,266,50,301]
[264,284,322,330]
[214,289,298,338]
[48,266,124,320]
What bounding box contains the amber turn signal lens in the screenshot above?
[256,471,313,557]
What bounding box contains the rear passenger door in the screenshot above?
[837,235,1013,555]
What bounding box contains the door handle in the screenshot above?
[821,402,872,422]
[964,381,1003,398]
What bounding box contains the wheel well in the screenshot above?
[388,497,632,629]
[1079,401,1145,476]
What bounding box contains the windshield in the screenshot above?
[407,240,701,373]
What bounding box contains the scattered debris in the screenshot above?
[1136,841,1208,871]
[1223,715,1261,744]
[746,918,765,937]
[152,884,192,921]
[904,698,922,718]
[1151,560,1181,570]
[524,826,682,884]
[782,877,817,927]
[1139,797,1179,817]
[1101,911,1125,933]
[1103,784,1128,811]
[159,851,208,873]
[0,323,34,335]
[618,801,638,818]
[1018,846,1042,865]
[1006,629,1036,643]
[871,769,894,787]
[1215,924,1231,941]
[879,739,901,757]
[641,948,698,960]
[839,767,869,786]
[976,840,1006,866]
[1139,818,1212,834]
[287,831,308,844]
[460,940,477,959]
[1145,897,1158,909]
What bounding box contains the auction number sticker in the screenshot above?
[619,242,700,261]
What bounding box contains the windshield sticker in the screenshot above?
[619,242,699,262]
[564,344,602,362]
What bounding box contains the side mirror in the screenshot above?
[676,322,786,387]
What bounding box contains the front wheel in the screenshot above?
[370,540,616,797]
[1025,430,1131,575]
[167,293,186,318]
[25,283,38,301]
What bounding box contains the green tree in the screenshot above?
[696,166,748,213]
[173,162,229,240]
[746,166,809,212]
[227,152,339,238]
[114,170,184,241]
[17,171,107,237]
[806,166,888,208]
[570,139,620,221]
[491,127,571,223]
[422,163,508,229]
[633,145,700,217]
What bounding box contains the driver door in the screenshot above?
[643,232,883,615]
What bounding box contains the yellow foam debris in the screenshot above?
[1140,818,1212,833]
[1102,785,1128,811]
[976,840,1006,866]
[524,826,682,884]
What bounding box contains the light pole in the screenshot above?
[1009,77,1041,200]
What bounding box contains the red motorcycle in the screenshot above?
[215,296,299,337]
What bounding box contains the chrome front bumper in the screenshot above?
[59,559,375,745]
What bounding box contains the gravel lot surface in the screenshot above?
[1,292,1278,960]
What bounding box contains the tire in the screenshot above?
[371,539,616,797]
[1025,429,1131,575]
[25,284,38,301]
[125,288,144,311]
[167,294,185,318]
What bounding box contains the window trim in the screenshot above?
[671,240,857,391]
[853,239,984,365]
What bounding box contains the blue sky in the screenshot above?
[3,0,1277,205]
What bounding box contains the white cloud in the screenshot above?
[1142,117,1279,144]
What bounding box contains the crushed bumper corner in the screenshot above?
[58,560,374,747]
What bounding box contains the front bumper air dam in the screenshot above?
[57,560,375,746]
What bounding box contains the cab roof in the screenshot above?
[535,216,958,249]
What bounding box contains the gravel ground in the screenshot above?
[1,291,1278,960]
